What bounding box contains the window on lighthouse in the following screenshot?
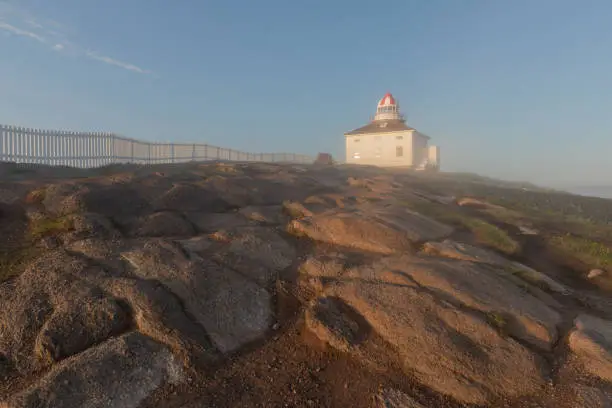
[396,146,403,157]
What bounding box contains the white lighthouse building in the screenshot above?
[344,93,440,169]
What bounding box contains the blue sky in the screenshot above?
[1,0,612,187]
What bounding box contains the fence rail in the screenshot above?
[0,125,313,168]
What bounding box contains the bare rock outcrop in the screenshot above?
[121,239,273,353]
[4,333,182,408]
[211,226,296,286]
[371,206,454,243]
[375,389,426,408]
[325,277,546,404]
[304,297,370,352]
[2,162,610,407]
[568,314,612,382]
[127,211,196,237]
[570,385,612,408]
[34,296,130,364]
[288,211,414,255]
[423,239,570,295]
[380,255,562,351]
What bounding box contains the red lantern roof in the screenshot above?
[377,93,396,107]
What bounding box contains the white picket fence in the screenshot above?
[0,125,313,168]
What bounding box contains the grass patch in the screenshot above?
[25,188,47,205]
[405,201,520,255]
[462,218,520,255]
[486,311,509,336]
[405,201,466,226]
[282,200,313,219]
[29,216,74,240]
[6,165,36,176]
[547,234,612,271]
[506,266,552,292]
[0,247,35,282]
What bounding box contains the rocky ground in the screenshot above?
[0,161,611,407]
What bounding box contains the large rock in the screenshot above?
[203,175,262,207]
[372,206,454,243]
[69,212,119,239]
[304,296,369,352]
[238,205,287,225]
[0,251,105,375]
[368,255,562,350]
[299,253,346,278]
[0,288,52,375]
[422,239,570,295]
[43,183,149,217]
[212,227,296,286]
[99,277,217,364]
[4,333,182,408]
[423,239,512,263]
[288,211,414,255]
[570,385,612,408]
[325,278,546,404]
[183,212,250,233]
[128,211,196,237]
[375,389,425,408]
[121,239,272,353]
[302,251,561,351]
[64,238,126,274]
[568,314,612,382]
[152,183,233,213]
[34,296,130,363]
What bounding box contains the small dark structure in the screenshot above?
[315,153,334,165]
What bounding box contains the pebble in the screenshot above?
[588,269,605,279]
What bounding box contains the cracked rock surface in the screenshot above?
[0,162,611,407]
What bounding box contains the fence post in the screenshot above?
[0,123,313,168]
[0,124,3,162]
[110,135,116,164]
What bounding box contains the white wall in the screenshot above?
[428,145,440,167]
[344,130,416,166]
[412,132,429,167]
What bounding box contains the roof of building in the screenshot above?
[345,119,417,135]
[378,93,397,107]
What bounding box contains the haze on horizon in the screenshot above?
[1,0,611,189]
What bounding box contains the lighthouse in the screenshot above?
[344,93,439,169]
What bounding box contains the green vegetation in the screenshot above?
[405,173,612,276]
[29,216,74,240]
[548,234,612,271]
[25,187,47,205]
[506,266,552,292]
[5,165,36,176]
[282,200,312,219]
[405,201,520,255]
[409,173,612,227]
[0,247,34,282]
[461,218,520,255]
[1,214,77,282]
[486,311,509,336]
